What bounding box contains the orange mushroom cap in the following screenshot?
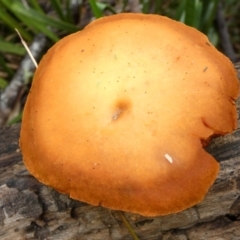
[20,13,239,216]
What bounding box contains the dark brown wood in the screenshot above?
[1,113,240,240]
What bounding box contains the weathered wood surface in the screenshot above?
[0,117,240,240]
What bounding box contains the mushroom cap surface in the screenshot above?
[20,13,239,216]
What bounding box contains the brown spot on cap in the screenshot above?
[112,98,131,121]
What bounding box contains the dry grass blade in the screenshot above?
[15,28,38,68]
[118,211,140,240]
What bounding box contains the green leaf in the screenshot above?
[96,2,116,14]
[184,0,196,27]
[154,0,163,14]
[201,0,219,33]
[89,0,104,18]
[2,0,78,33]
[141,0,150,13]
[7,112,23,125]
[0,54,14,76]
[28,0,45,13]
[0,40,26,55]
[0,7,32,41]
[50,0,67,21]
[193,1,203,29]
[13,13,60,42]
[207,26,219,46]
[0,77,8,89]
[175,0,187,22]
[65,0,74,24]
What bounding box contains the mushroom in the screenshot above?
[20,13,239,216]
